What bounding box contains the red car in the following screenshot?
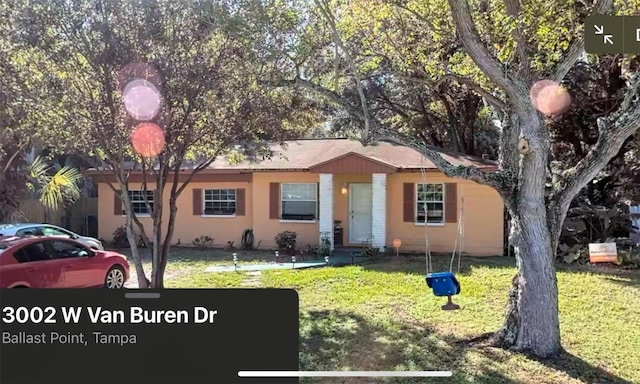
[0,236,129,288]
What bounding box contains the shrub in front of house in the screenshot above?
[112,225,148,248]
[275,231,297,254]
[112,226,128,248]
[192,235,215,248]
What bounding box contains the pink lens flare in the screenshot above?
[530,80,571,117]
[123,79,161,121]
[131,122,165,158]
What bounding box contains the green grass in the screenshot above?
[125,248,640,383]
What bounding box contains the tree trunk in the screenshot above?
[491,105,562,358]
[150,194,179,289]
[127,224,150,289]
[149,209,161,287]
[150,239,165,288]
[150,258,165,288]
[155,253,169,288]
[120,188,150,289]
[494,210,561,358]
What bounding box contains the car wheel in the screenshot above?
[104,266,125,289]
[12,285,28,288]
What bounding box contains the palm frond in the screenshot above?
[29,155,51,180]
[32,159,83,211]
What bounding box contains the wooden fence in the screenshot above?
[19,197,99,237]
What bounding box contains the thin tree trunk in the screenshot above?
[146,158,167,289]
[156,196,179,288]
[150,189,163,288]
[150,240,164,288]
[126,221,149,289]
[118,186,149,289]
[157,247,169,288]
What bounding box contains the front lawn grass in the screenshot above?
[127,248,640,383]
[120,247,274,286]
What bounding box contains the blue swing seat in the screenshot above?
[426,272,461,297]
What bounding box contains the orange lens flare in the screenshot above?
[131,122,165,158]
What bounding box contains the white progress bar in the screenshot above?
[238,371,452,378]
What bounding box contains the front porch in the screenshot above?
[318,173,387,253]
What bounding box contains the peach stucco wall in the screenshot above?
[251,172,320,249]
[97,180,253,247]
[97,171,504,255]
[386,173,504,255]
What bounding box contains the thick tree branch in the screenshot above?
[551,74,640,215]
[260,77,362,119]
[447,0,526,103]
[552,37,586,83]
[377,134,508,191]
[437,93,464,152]
[498,113,521,183]
[260,77,511,191]
[504,0,532,83]
[436,74,507,113]
[314,0,373,143]
[552,0,614,82]
[2,142,29,174]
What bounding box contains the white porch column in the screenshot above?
[319,173,334,250]
[371,173,387,251]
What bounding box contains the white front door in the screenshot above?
[349,183,373,243]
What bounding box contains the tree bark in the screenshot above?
[490,107,563,357]
[494,209,561,357]
[445,0,616,359]
[155,193,179,289]
[120,189,150,289]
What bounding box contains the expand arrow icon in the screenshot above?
[604,35,613,44]
[594,25,604,35]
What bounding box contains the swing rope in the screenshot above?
[421,153,432,275]
[459,188,465,273]
[449,186,465,273]
[421,149,466,276]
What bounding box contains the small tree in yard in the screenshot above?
[261,0,639,357]
[0,2,72,221]
[10,0,320,288]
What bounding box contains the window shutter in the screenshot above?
[444,183,458,223]
[193,189,202,215]
[269,183,280,219]
[236,189,246,216]
[403,183,414,223]
[114,190,122,215]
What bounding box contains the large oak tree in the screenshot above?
[260,0,639,357]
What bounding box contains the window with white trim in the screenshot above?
[416,183,444,223]
[128,190,154,215]
[281,183,317,221]
[203,189,236,215]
